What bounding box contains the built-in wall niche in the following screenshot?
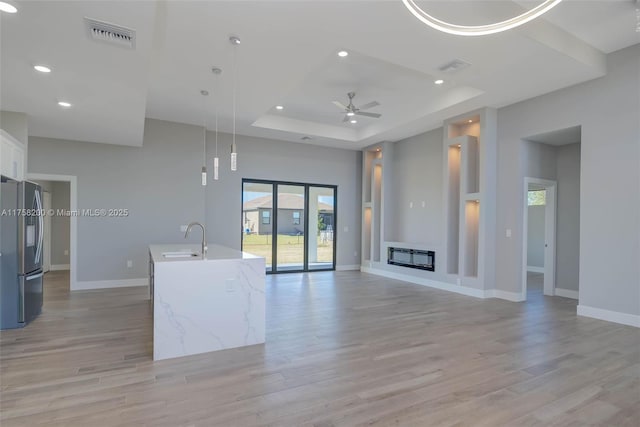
[463,200,479,277]
[362,147,383,266]
[448,115,480,139]
[446,143,461,275]
[363,207,372,262]
[372,162,383,262]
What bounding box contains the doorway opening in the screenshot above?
[522,179,557,300]
[241,179,337,273]
[28,173,77,290]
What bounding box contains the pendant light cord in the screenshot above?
[215,75,219,156]
[232,42,237,148]
[203,93,207,165]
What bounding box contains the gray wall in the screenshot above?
[496,44,639,316]
[522,140,557,180]
[527,205,545,268]
[28,119,361,282]
[207,131,361,266]
[556,143,581,291]
[388,128,444,245]
[0,110,28,145]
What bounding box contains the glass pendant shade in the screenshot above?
[213,157,219,180]
[201,166,207,186]
[230,142,237,171]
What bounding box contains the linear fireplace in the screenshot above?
[388,247,435,271]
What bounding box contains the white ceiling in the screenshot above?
[1,0,638,149]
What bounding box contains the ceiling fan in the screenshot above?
[332,92,381,123]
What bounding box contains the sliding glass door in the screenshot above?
[308,186,335,270]
[242,179,336,273]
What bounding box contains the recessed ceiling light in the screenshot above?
[338,50,349,57]
[350,119,357,124]
[346,112,355,117]
[468,119,473,123]
[275,105,284,110]
[0,2,17,13]
[57,101,72,108]
[434,79,444,85]
[376,148,381,152]
[34,65,51,73]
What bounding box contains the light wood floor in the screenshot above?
[1,270,638,426]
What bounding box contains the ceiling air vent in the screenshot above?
[438,59,471,74]
[85,17,136,49]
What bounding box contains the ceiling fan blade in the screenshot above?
[342,115,350,123]
[356,111,382,118]
[332,101,348,110]
[358,101,380,110]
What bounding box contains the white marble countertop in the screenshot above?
[149,243,263,263]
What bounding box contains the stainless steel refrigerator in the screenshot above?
[1,178,44,329]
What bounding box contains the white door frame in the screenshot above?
[522,177,557,299]
[27,173,78,291]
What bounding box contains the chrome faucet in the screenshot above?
[185,222,207,255]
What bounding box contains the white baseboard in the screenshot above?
[50,264,70,271]
[74,278,149,291]
[577,305,640,328]
[336,264,360,271]
[488,289,526,302]
[362,266,529,302]
[555,288,579,300]
[527,266,544,273]
[361,266,487,299]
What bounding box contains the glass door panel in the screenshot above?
[275,184,305,272]
[242,181,274,272]
[309,186,335,270]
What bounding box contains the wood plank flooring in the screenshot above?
[1,270,638,426]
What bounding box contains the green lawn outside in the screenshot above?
[242,234,333,266]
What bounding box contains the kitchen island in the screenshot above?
[149,244,265,361]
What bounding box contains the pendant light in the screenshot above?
[211,67,222,180]
[401,0,563,36]
[200,90,209,186]
[229,36,240,171]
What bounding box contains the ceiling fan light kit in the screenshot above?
[401,0,563,36]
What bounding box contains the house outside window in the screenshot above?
[262,210,270,224]
[293,211,300,225]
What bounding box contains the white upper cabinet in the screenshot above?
[0,129,25,181]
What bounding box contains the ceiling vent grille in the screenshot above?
[85,17,136,49]
[438,59,471,74]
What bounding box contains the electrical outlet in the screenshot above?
[354,251,358,257]
[64,249,69,256]
[180,225,188,232]
[127,260,133,268]
[409,201,413,208]
[506,229,512,238]
[225,279,236,292]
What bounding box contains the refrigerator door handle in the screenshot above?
[18,280,25,323]
[34,190,44,264]
[26,272,44,281]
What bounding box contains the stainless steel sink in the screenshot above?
[162,251,199,258]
